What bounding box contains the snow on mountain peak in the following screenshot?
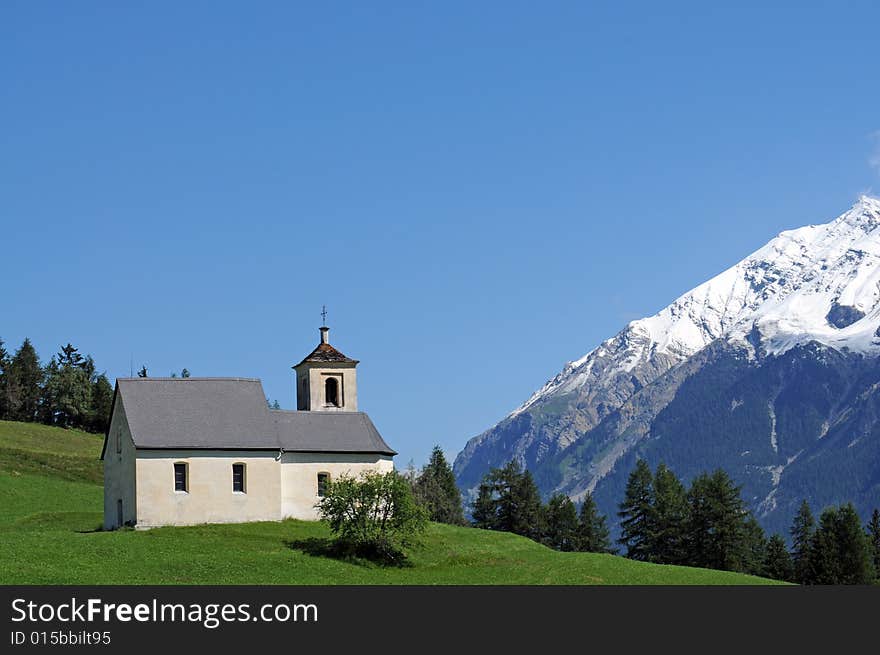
[510,197,880,417]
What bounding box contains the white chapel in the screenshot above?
[101,326,395,529]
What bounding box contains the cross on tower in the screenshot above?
[321,305,327,327]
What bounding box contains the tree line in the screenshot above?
[471,459,614,553]
[461,458,879,583]
[0,337,113,433]
[616,460,878,584]
[331,444,880,583]
[407,451,613,554]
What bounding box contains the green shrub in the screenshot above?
[316,470,428,565]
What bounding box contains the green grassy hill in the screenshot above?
[0,420,782,585]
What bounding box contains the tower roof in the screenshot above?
[293,326,359,367]
[295,342,359,366]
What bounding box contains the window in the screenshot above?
[116,428,122,454]
[325,377,339,407]
[174,462,188,492]
[116,499,123,527]
[317,472,330,497]
[232,463,246,493]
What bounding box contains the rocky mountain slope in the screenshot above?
[454,196,880,536]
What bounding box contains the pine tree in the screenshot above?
[832,503,875,585]
[88,373,114,433]
[413,445,466,525]
[650,463,688,564]
[509,468,546,542]
[685,469,748,572]
[790,499,815,584]
[576,493,613,553]
[491,460,524,534]
[544,493,579,551]
[810,507,842,585]
[471,460,545,542]
[742,515,768,577]
[618,459,655,561]
[80,355,96,380]
[42,344,93,428]
[0,337,8,420]
[471,477,498,530]
[807,504,874,585]
[5,338,43,422]
[764,534,794,582]
[58,343,84,369]
[867,508,880,581]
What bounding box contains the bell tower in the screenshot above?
[293,325,359,412]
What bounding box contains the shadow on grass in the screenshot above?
[284,537,413,568]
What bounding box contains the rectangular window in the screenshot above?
[317,472,330,497]
[116,428,122,454]
[232,463,245,493]
[174,463,187,492]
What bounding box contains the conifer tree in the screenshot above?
[810,507,843,585]
[685,469,747,572]
[790,499,815,584]
[81,355,96,380]
[413,445,466,525]
[58,343,84,368]
[764,534,794,582]
[618,459,655,561]
[577,493,613,553]
[835,503,875,584]
[5,338,43,422]
[471,477,498,530]
[544,493,579,551]
[42,344,93,428]
[471,460,545,542]
[650,463,688,564]
[88,373,114,433]
[867,508,880,581]
[807,504,874,585]
[492,460,524,534]
[509,468,546,542]
[0,337,8,420]
[742,515,768,577]
[471,461,517,532]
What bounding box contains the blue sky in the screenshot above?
[2,2,879,468]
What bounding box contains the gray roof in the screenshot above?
[270,410,391,453]
[102,377,395,457]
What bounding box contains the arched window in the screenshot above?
[317,472,330,497]
[325,377,339,407]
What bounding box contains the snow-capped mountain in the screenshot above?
[454,196,880,535]
[517,195,880,415]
